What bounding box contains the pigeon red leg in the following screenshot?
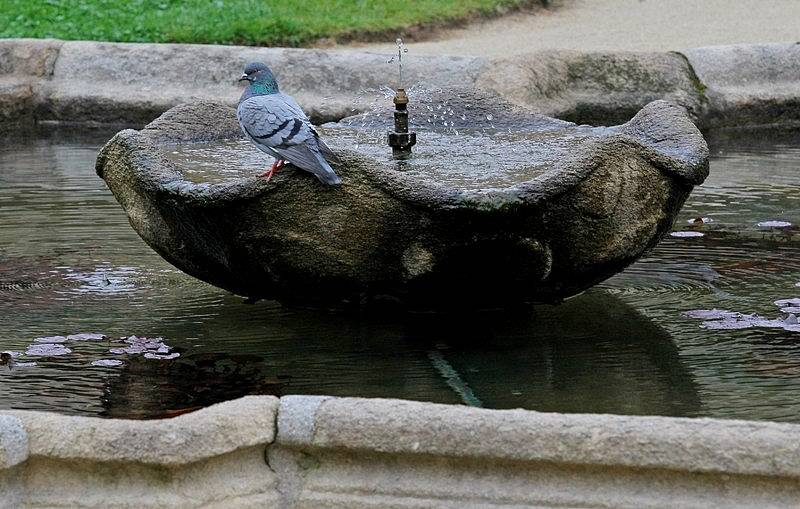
[261,159,285,180]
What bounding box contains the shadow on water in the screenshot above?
[101,291,700,419]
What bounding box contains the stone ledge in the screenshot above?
[0,38,62,76]
[270,397,800,508]
[280,396,800,478]
[0,415,28,469]
[683,42,800,127]
[32,40,484,124]
[482,49,706,125]
[4,395,277,466]
[0,77,33,125]
[3,395,800,507]
[2,39,799,128]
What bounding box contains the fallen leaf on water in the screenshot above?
[26,344,71,357]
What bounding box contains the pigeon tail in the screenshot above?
[311,151,342,185]
[317,138,342,165]
[272,142,342,186]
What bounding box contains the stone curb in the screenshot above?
[684,42,800,126]
[3,395,800,508]
[0,415,28,469]
[278,396,800,478]
[10,392,798,475]
[3,395,277,466]
[1,39,799,128]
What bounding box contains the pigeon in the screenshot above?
[237,62,341,185]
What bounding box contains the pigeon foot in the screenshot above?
[261,159,285,181]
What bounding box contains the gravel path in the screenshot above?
[349,0,800,56]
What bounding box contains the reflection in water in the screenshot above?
[0,125,799,422]
[101,293,700,418]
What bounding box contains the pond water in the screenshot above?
[1,126,799,421]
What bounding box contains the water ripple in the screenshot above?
[3,125,800,423]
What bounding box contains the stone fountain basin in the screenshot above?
[96,92,708,308]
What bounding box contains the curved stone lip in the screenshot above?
[98,98,708,212]
[5,395,800,508]
[3,394,800,476]
[2,396,277,466]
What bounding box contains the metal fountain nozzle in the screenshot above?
[387,88,417,160]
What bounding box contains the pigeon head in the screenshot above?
[239,62,279,94]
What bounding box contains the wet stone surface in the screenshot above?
[99,96,708,308]
[162,87,597,190]
[165,127,595,190]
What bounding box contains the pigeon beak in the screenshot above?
[238,73,249,82]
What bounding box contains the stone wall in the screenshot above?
[2,395,800,508]
[0,39,798,129]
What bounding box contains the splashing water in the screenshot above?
[387,37,409,88]
[340,82,491,149]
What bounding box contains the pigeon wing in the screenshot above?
[237,95,313,151]
[278,93,341,164]
[238,95,341,185]
[278,93,310,121]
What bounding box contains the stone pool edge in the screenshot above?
[2,395,800,508]
[0,38,798,129]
